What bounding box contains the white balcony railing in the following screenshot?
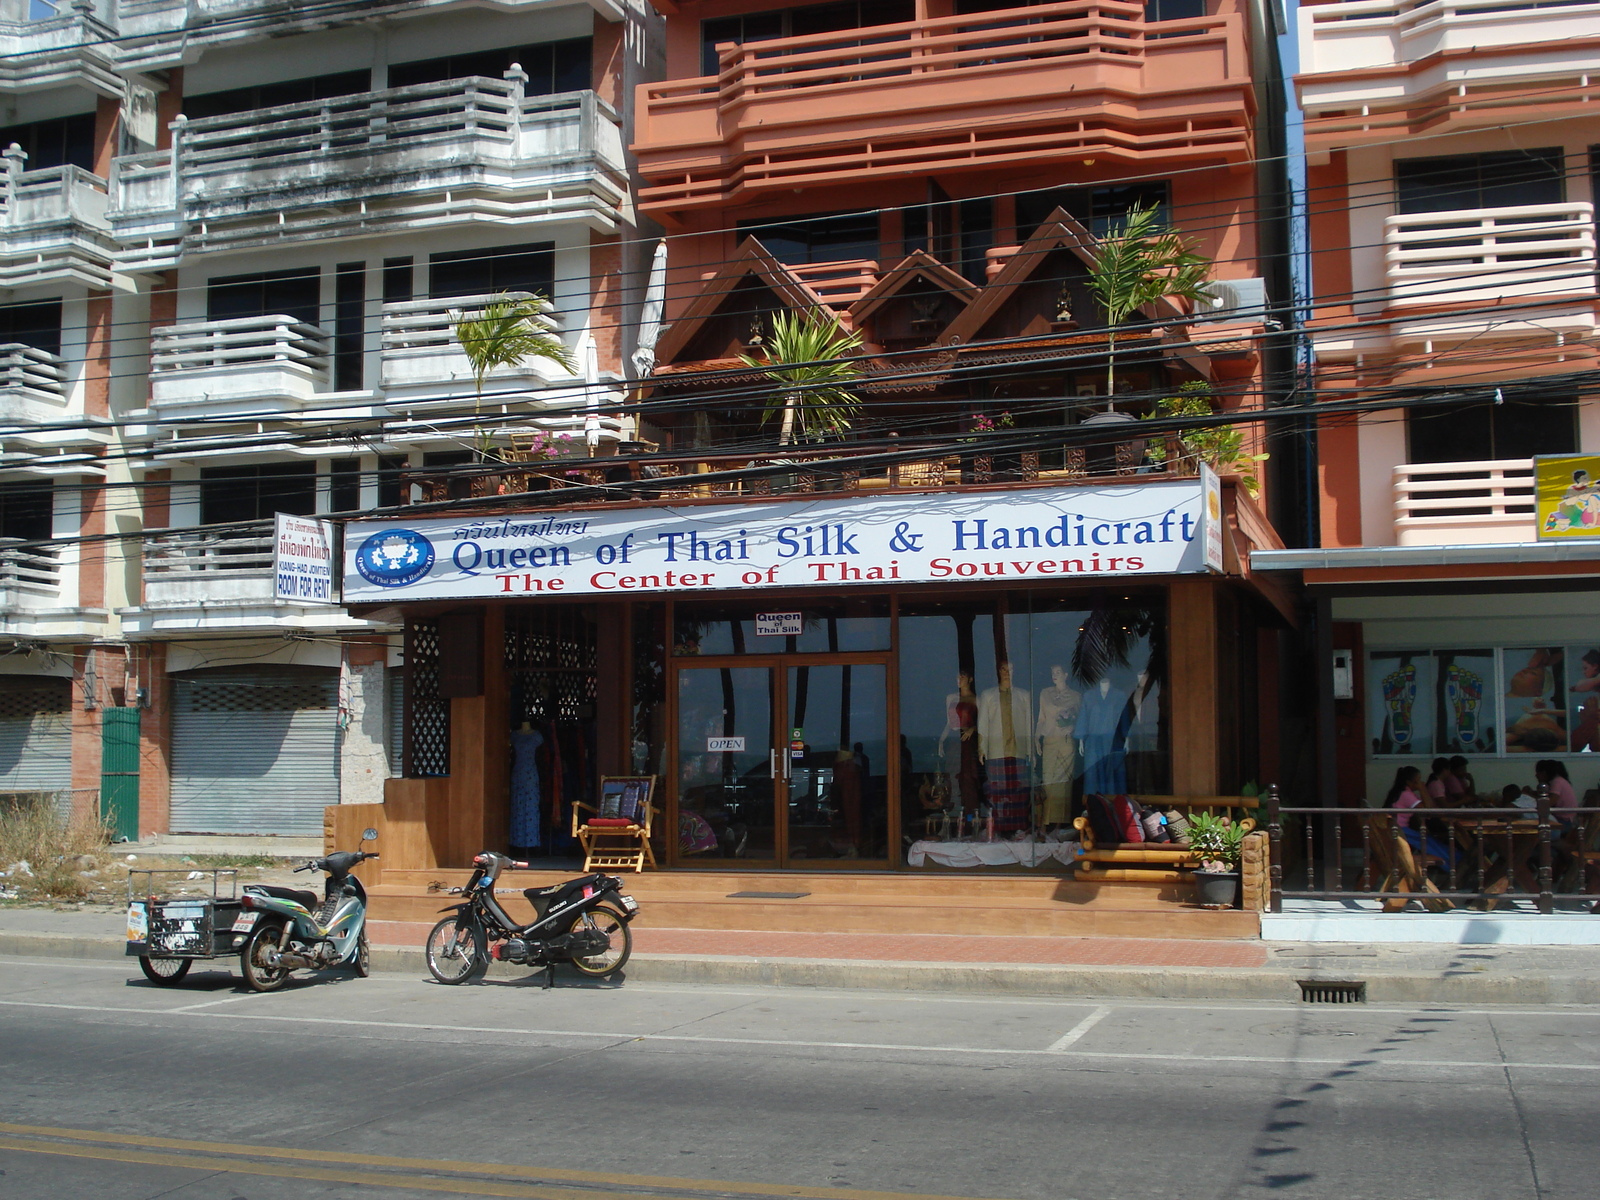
[0,540,62,611]
[1301,0,1600,77]
[1,150,115,288]
[149,315,329,410]
[1393,457,1535,545]
[380,292,569,397]
[0,343,65,399]
[1384,202,1597,308]
[109,75,626,266]
[142,527,276,606]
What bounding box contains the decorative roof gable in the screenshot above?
[652,239,829,369]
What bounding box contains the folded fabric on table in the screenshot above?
[906,839,1081,869]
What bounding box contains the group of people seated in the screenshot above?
[1381,756,1586,892]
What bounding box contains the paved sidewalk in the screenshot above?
[6,901,1600,1003]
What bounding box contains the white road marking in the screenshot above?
[1046,1005,1112,1052]
[1,997,1598,1071]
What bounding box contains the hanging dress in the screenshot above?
[509,727,545,849]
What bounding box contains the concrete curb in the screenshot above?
[6,930,1598,1004]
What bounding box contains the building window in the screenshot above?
[334,262,365,391]
[199,463,317,525]
[428,243,554,299]
[0,112,94,172]
[701,1,913,75]
[329,458,362,513]
[377,455,409,509]
[389,39,593,95]
[737,210,881,265]
[0,299,63,357]
[1407,395,1577,465]
[1143,0,1205,20]
[382,257,414,304]
[1395,148,1565,214]
[184,70,373,120]
[0,483,52,543]
[1016,181,1172,240]
[207,269,320,326]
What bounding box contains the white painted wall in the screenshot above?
[338,657,388,804]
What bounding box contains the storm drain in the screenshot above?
[1298,980,1367,1004]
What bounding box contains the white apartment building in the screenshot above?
[0,0,657,838]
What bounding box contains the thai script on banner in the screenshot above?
[342,481,1211,602]
[274,513,338,603]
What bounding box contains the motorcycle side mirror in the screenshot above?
[362,828,378,842]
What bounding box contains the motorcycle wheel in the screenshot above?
[139,956,192,986]
[566,906,631,978]
[240,923,291,993]
[425,916,486,984]
[353,931,371,978]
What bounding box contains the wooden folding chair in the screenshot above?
[572,777,658,873]
[1368,814,1453,913]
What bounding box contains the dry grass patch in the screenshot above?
[0,794,114,902]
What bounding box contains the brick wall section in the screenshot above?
[92,96,118,178]
[156,69,183,150]
[589,231,623,377]
[138,643,171,838]
[591,18,625,109]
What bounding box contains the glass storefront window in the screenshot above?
[898,594,1166,843]
[673,598,890,656]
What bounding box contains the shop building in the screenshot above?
[1278,0,1600,808]
[0,0,659,838]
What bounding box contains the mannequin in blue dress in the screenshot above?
[510,720,544,849]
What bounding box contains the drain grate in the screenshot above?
[726,891,811,899]
[1298,980,1367,1004]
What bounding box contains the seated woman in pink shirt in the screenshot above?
[1526,760,1578,825]
[1385,765,1453,862]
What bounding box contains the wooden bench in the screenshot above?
[1073,796,1257,883]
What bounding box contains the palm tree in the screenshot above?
[740,309,864,445]
[1085,204,1211,404]
[452,293,575,457]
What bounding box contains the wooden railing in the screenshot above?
[396,439,1169,506]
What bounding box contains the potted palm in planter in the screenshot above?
[1185,811,1246,908]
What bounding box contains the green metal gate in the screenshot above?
[101,707,140,843]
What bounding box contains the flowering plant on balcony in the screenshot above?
[1141,381,1267,495]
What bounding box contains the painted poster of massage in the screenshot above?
[1502,647,1567,754]
[1369,652,1436,756]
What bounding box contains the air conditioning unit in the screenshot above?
[1203,277,1268,323]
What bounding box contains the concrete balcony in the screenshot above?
[1382,202,1597,347]
[0,3,122,93]
[1393,458,1535,546]
[149,315,330,415]
[108,76,628,271]
[1298,0,1600,145]
[0,540,62,612]
[126,526,386,637]
[634,1,1252,212]
[789,260,881,311]
[0,344,68,426]
[1,151,117,290]
[379,292,576,404]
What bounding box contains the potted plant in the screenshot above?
[1185,810,1246,908]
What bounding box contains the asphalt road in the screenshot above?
[0,956,1595,1200]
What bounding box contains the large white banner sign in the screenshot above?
[274,513,337,603]
[342,481,1208,602]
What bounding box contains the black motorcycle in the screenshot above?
[424,852,638,986]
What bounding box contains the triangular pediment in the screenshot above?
[849,251,978,327]
[652,239,828,369]
[938,208,1194,350]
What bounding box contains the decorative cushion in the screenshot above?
[584,817,637,828]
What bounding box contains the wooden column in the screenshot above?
[438,606,508,865]
[595,602,629,777]
[1168,577,1220,795]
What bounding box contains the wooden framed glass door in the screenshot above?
[672,656,891,867]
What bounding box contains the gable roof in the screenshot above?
[847,250,979,328]
[651,238,830,369]
[936,208,1103,347]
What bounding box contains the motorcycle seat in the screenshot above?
[251,885,320,911]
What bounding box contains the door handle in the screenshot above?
[770,749,779,779]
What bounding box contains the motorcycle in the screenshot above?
[425,852,638,986]
[235,849,379,992]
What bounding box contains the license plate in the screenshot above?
[230,912,259,933]
[618,895,639,914]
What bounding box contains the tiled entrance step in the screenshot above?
[366,868,1259,940]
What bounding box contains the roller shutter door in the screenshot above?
[170,667,340,835]
[387,667,405,777]
[0,677,73,816]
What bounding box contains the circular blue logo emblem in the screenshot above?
[354,528,435,588]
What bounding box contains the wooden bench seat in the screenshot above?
[1073,796,1258,880]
